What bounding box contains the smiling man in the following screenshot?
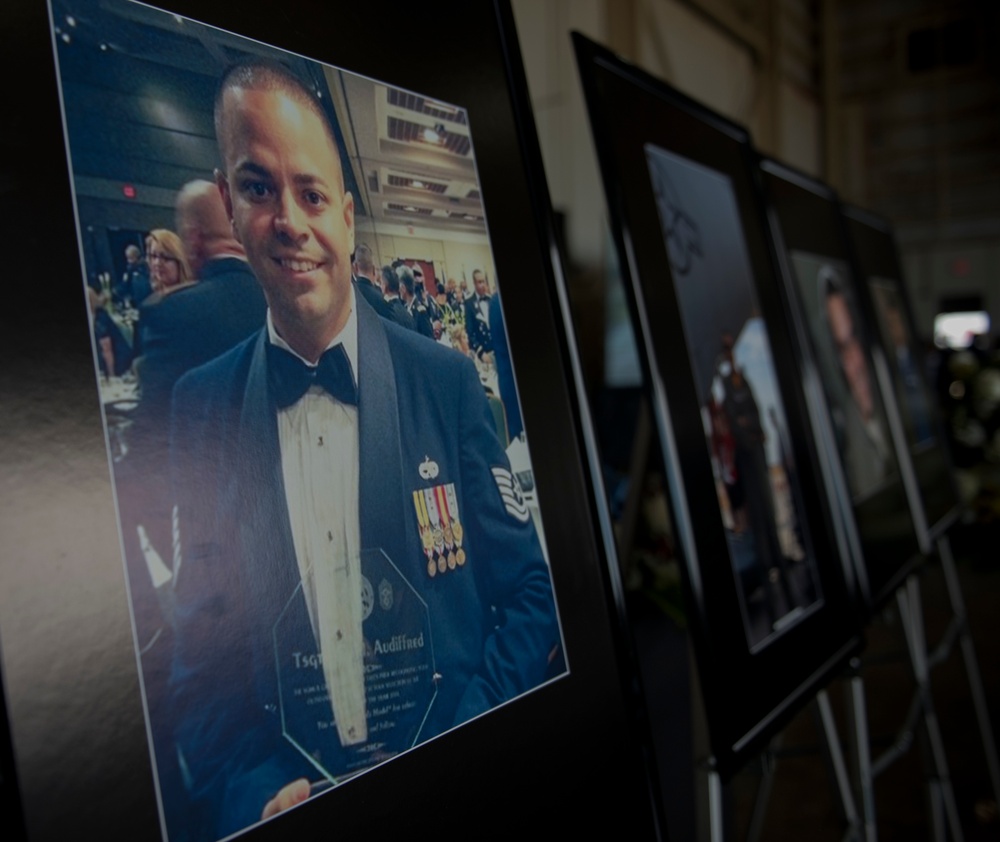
[166,60,559,840]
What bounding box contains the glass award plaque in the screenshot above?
[273,548,437,782]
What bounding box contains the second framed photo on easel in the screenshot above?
[574,33,864,779]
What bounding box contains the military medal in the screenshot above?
[435,485,458,571]
[424,488,447,574]
[444,483,466,566]
[413,490,437,577]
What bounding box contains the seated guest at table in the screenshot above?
[145,228,194,296]
[132,229,193,360]
[87,287,133,377]
[448,323,472,358]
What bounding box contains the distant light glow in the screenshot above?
[66,15,76,27]
[934,311,990,349]
[61,32,71,44]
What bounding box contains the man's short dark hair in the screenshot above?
[355,243,374,274]
[397,265,416,295]
[214,59,338,166]
[382,265,400,294]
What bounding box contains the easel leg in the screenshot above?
[709,768,725,842]
[897,577,965,842]
[814,689,863,841]
[936,534,1000,809]
[744,736,780,842]
[845,661,877,842]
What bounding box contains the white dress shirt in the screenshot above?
[268,290,367,746]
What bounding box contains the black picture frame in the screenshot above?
[842,204,961,546]
[0,2,665,840]
[760,159,925,608]
[573,34,863,780]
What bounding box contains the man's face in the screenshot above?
[473,272,488,297]
[827,292,874,420]
[217,87,354,345]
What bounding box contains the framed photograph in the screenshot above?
[843,204,960,545]
[760,159,924,606]
[573,34,863,779]
[0,2,664,840]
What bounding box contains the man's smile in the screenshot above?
[273,256,325,273]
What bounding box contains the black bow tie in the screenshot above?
[267,342,357,409]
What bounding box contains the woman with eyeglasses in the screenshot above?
[146,229,193,294]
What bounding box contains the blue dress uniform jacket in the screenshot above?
[168,288,559,838]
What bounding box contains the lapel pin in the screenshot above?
[418,456,440,480]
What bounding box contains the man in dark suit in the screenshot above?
[397,263,434,339]
[124,178,267,604]
[464,268,493,357]
[353,242,379,291]
[351,240,401,326]
[168,59,558,840]
[115,243,152,306]
[117,180,268,840]
[381,263,415,331]
[135,179,267,429]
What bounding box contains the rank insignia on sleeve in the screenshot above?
[491,466,531,524]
